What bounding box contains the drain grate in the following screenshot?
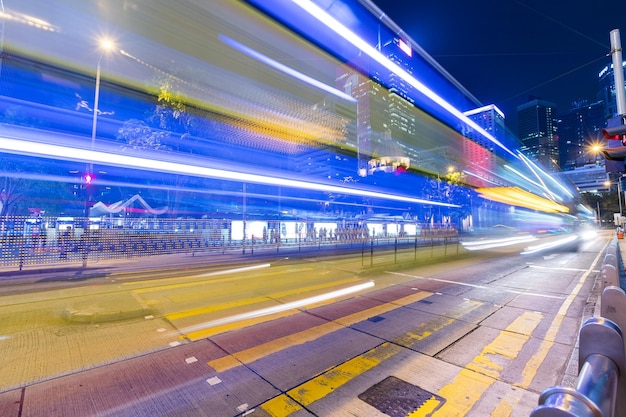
[368,315,385,322]
[358,376,445,417]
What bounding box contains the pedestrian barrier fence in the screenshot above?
[532,237,626,417]
[0,216,460,271]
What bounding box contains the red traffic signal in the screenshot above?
[602,125,626,141]
[84,173,94,185]
[603,117,626,146]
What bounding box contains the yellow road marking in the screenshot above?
[413,397,444,416]
[252,297,485,416]
[261,394,304,417]
[397,299,483,347]
[187,310,297,341]
[218,246,602,416]
[515,247,605,390]
[416,369,494,417]
[490,389,524,417]
[424,311,543,416]
[165,278,360,321]
[208,291,434,372]
[287,342,402,406]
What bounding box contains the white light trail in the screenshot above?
[220,34,357,103]
[292,0,518,158]
[199,263,271,277]
[177,280,375,334]
[461,235,537,251]
[0,137,458,207]
[521,235,578,255]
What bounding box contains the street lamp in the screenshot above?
[85,38,114,221]
[89,38,114,171]
[619,175,624,221]
[597,180,611,226]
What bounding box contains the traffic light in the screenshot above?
[602,125,626,144]
[603,116,626,145]
[601,117,626,167]
[84,173,94,185]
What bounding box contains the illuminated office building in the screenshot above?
[337,36,417,177]
[556,100,605,171]
[462,105,504,183]
[598,60,626,119]
[517,98,559,170]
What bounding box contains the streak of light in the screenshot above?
[0,137,459,208]
[520,235,578,255]
[199,263,271,277]
[0,9,59,32]
[503,164,544,191]
[461,235,537,251]
[516,151,559,201]
[462,169,501,186]
[176,281,375,335]
[517,151,574,200]
[220,34,357,103]
[292,0,518,159]
[476,186,569,213]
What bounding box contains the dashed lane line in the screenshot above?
[386,271,565,299]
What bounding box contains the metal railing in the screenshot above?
[0,216,461,271]
[532,237,626,417]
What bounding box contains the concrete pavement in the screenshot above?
[0,232,619,417]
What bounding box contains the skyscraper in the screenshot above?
[597,60,626,119]
[556,100,605,170]
[462,104,505,185]
[337,35,416,177]
[517,98,559,170]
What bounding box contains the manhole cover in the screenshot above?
[358,376,445,417]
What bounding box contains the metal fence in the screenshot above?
[0,216,461,270]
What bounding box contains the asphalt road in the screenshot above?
[0,231,609,416]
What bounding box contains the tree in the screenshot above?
[581,190,617,227]
[116,119,170,152]
[0,154,74,217]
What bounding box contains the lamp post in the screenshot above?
[89,38,114,170]
[85,39,114,219]
[619,175,624,222]
[82,40,113,267]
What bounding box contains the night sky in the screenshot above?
[371,0,626,132]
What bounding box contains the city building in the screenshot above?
[462,104,504,184]
[556,100,606,171]
[560,164,609,194]
[336,35,417,178]
[517,98,559,170]
[598,59,626,120]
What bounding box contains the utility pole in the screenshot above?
[610,29,626,117]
